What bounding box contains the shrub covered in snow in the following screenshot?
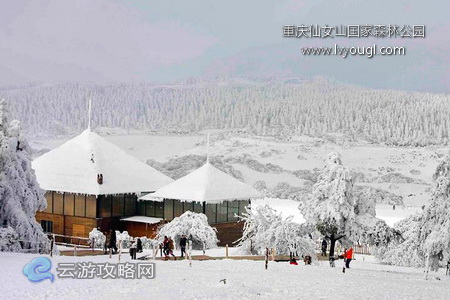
[0,100,49,253]
[0,226,21,252]
[88,228,105,248]
[157,211,218,250]
[116,230,133,249]
[237,205,315,256]
[139,237,159,249]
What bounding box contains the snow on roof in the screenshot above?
[120,216,163,224]
[32,129,174,195]
[139,162,262,203]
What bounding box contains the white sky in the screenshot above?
[0,0,449,92]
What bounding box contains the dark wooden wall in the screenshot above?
[214,222,244,247]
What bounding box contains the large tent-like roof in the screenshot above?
[139,162,261,203]
[32,129,173,195]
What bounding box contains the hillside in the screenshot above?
[2,78,450,145]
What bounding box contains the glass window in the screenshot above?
[155,201,164,218]
[228,201,240,222]
[41,220,53,233]
[112,195,124,217]
[239,200,250,216]
[53,193,63,215]
[217,202,228,223]
[75,194,86,217]
[64,193,74,216]
[146,201,155,217]
[164,199,174,221]
[86,195,96,218]
[137,201,146,215]
[124,195,136,216]
[183,202,194,213]
[193,202,203,213]
[43,192,53,213]
[98,195,111,218]
[205,203,217,224]
[174,200,183,218]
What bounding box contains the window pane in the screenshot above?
[125,195,136,216]
[112,195,124,217]
[217,202,228,223]
[64,193,74,216]
[228,201,240,222]
[98,195,111,218]
[43,192,53,213]
[193,202,203,213]
[75,194,86,217]
[164,199,174,221]
[53,193,63,215]
[174,200,183,218]
[239,200,250,217]
[146,201,155,217]
[86,195,96,218]
[155,201,164,218]
[137,201,146,215]
[205,204,217,224]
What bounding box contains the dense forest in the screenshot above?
[1,78,449,145]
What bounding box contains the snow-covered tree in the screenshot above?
[0,99,49,253]
[157,211,219,250]
[376,153,450,270]
[0,226,21,252]
[237,204,315,256]
[88,228,106,248]
[300,152,392,257]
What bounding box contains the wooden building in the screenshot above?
[32,128,174,239]
[138,162,262,246]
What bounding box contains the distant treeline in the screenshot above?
[2,78,450,145]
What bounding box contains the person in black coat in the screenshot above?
[137,238,143,253]
[179,235,187,258]
[109,229,118,254]
[321,239,328,257]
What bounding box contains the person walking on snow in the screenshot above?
[321,239,327,257]
[163,236,169,258]
[179,235,187,258]
[167,237,176,260]
[129,238,137,260]
[344,247,353,269]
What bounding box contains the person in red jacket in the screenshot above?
[344,247,353,269]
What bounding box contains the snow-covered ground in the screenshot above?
[2,251,449,300]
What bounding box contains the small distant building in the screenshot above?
[138,162,262,245]
[32,128,174,239]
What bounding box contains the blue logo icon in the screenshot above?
[23,257,54,283]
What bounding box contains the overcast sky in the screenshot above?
[1,0,449,92]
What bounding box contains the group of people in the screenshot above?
[162,235,189,260]
[321,238,354,271]
[129,237,143,260]
[102,229,143,259]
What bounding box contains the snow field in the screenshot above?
[2,252,450,300]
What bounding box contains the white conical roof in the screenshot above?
[140,162,261,203]
[32,129,173,195]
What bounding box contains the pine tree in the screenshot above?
[300,152,392,257]
[0,99,49,253]
[376,153,450,270]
